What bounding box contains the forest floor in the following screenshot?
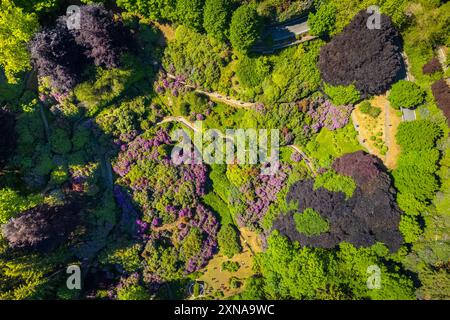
[198,228,262,298]
[352,95,401,169]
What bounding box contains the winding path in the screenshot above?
[166,74,256,109]
[157,116,317,176]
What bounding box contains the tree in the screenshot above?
[116,0,177,21]
[30,21,85,93]
[1,202,82,252]
[308,2,336,38]
[218,224,242,258]
[395,120,442,152]
[0,0,39,83]
[388,80,425,109]
[229,5,261,54]
[431,79,450,126]
[70,4,134,69]
[276,151,404,252]
[176,0,204,31]
[294,208,330,236]
[203,0,231,41]
[0,188,43,225]
[319,10,403,97]
[324,83,360,105]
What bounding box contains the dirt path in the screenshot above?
[437,46,448,71]
[288,145,317,176]
[166,74,256,109]
[158,116,317,176]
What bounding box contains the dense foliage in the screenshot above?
[2,202,82,252]
[229,5,261,54]
[388,80,425,110]
[0,0,39,83]
[276,151,403,251]
[431,79,450,126]
[0,109,17,170]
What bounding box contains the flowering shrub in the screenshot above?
[306,98,353,133]
[113,129,219,278]
[228,163,291,230]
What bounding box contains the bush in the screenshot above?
[236,56,271,88]
[293,208,330,236]
[217,224,242,258]
[0,0,39,83]
[388,80,425,109]
[221,260,240,272]
[176,0,204,31]
[324,84,360,105]
[431,79,450,126]
[422,57,442,75]
[308,2,336,38]
[203,0,231,41]
[319,10,403,96]
[359,101,381,118]
[229,5,261,54]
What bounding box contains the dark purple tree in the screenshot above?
[30,20,86,93]
[1,202,82,252]
[0,109,16,170]
[431,79,450,127]
[69,4,134,69]
[319,10,403,97]
[422,57,442,75]
[276,152,403,252]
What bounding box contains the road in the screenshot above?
[401,107,416,122]
[252,16,313,54]
[268,16,310,42]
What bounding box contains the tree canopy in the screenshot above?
[319,10,403,97]
[0,0,39,83]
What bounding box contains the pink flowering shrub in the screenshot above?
[113,129,218,278]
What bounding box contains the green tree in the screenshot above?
[218,224,242,258]
[203,0,231,41]
[116,0,177,21]
[388,80,425,109]
[324,83,361,105]
[229,5,261,54]
[0,0,39,83]
[0,188,43,224]
[399,215,422,243]
[308,2,336,37]
[176,0,204,31]
[314,170,356,199]
[294,208,330,236]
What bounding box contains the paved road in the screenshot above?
[268,16,310,42]
[253,16,313,54]
[401,107,416,122]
